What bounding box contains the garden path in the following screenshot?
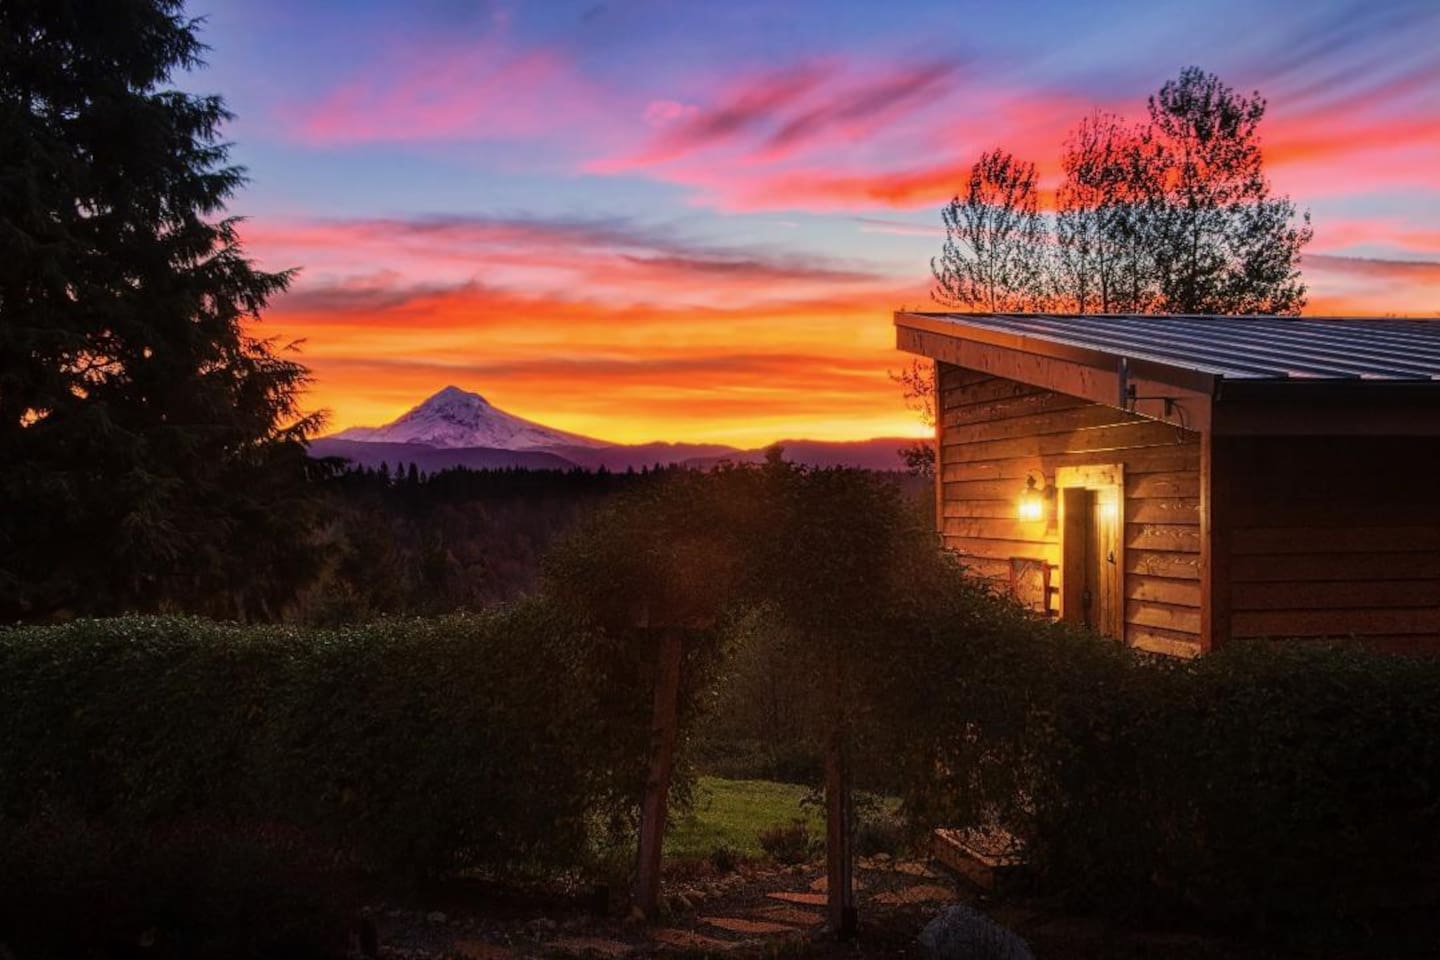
[379,855,960,960]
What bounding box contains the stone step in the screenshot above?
[872,883,957,906]
[650,928,742,952]
[701,917,801,936]
[549,935,634,958]
[753,905,824,927]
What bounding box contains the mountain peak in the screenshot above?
[429,385,487,406]
[329,387,609,450]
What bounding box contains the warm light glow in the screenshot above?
[1017,476,1046,522]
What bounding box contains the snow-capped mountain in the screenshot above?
[314,385,921,472]
[331,386,611,450]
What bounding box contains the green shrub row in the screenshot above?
[0,611,645,878]
[870,587,1440,944]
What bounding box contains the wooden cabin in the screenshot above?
[895,312,1440,657]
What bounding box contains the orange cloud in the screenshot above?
[241,214,894,313]
[248,215,930,444]
[264,282,930,445]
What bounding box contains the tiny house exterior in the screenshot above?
[896,312,1440,657]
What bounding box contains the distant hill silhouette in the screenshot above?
[309,438,574,471]
[311,387,921,472]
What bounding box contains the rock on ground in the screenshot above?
[918,905,1034,960]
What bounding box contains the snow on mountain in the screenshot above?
[330,386,611,450]
[318,385,919,472]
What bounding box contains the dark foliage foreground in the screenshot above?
[3,465,1439,954]
[870,600,1440,947]
[0,610,650,957]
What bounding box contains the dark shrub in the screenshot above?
[708,843,742,873]
[872,580,1440,945]
[854,807,906,859]
[758,819,820,865]
[0,610,631,878]
[1033,642,1440,937]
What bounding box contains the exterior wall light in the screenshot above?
[1018,474,1049,522]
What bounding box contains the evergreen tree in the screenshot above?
[0,0,323,620]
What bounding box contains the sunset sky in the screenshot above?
[192,0,1440,444]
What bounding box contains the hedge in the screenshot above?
[0,610,647,877]
[870,585,1440,945]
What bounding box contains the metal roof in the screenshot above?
[896,312,1440,382]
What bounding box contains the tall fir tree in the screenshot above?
[0,0,324,620]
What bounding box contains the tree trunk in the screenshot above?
[633,629,684,920]
[824,655,857,939]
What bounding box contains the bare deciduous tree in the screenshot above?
[931,150,1049,312]
[1139,67,1312,314]
[1054,112,1155,313]
[889,359,935,477]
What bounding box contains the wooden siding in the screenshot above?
[1224,436,1440,654]
[937,362,1204,656]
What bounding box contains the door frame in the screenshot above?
[1056,463,1126,640]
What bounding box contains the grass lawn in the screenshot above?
[666,776,824,861]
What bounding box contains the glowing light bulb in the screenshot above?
[1017,476,1046,522]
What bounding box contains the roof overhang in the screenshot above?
[896,311,1440,436]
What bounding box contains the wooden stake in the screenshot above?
[633,628,683,920]
[824,656,857,940]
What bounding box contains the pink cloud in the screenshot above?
[287,40,602,145]
[581,47,1437,218]
[240,214,911,312]
[586,57,1109,212]
[594,61,839,170]
[643,99,700,127]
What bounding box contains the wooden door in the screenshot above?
[1063,484,1122,640]
[1084,488,1121,639]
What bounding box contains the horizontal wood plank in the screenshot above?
[1233,579,1440,611]
[1126,523,1202,553]
[1125,497,1201,525]
[1232,607,1440,638]
[1126,550,1202,580]
[942,390,1089,428]
[944,422,1197,464]
[940,448,1199,484]
[1128,625,1203,658]
[947,538,1060,563]
[942,516,1051,542]
[1126,599,1203,634]
[1233,526,1440,555]
[942,499,1021,520]
[951,556,1014,581]
[1127,575,1202,607]
[942,478,1035,500]
[1126,471,1202,500]
[944,404,1141,445]
[1233,552,1440,582]
[941,377,1036,410]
